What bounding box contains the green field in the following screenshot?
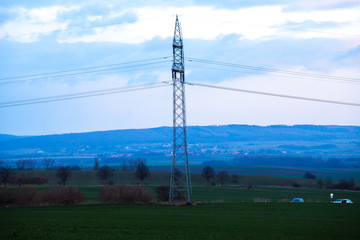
[1,202,360,240]
[3,170,360,239]
[14,170,336,188]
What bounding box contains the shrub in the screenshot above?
[42,187,84,205]
[230,174,240,184]
[99,185,153,203]
[0,187,39,207]
[292,182,301,188]
[303,172,317,179]
[156,186,170,202]
[0,186,84,207]
[0,188,16,206]
[14,187,39,206]
[16,175,48,185]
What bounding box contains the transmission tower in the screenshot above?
[169,15,192,204]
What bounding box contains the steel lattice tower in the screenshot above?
[169,15,192,204]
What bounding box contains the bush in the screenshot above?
[156,186,170,202]
[303,172,317,179]
[292,182,301,188]
[42,187,84,205]
[0,187,39,206]
[99,185,153,203]
[0,188,16,206]
[14,187,39,206]
[15,175,48,185]
[0,186,84,207]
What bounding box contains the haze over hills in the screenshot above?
[1,125,359,165]
[1,125,359,149]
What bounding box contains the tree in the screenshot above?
[26,159,36,170]
[325,177,333,189]
[349,178,356,190]
[303,172,316,179]
[16,159,26,170]
[43,158,55,170]
[230,174,240,184]
[201,166,215,185]
[97,166,114,186]
[56,166,72,186]
[0,165,15,186]
[135,160,150,184]
[217,171,229,187]
[94,157,99,171]
[317,179,324,189]
[121,161,128,171]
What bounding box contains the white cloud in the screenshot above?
[87,15,102,22]
[2,4,359,44]
[0,5,79,42]
[291,0,360,10]
[54,5,360,45]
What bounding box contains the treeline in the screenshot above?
[229,155,360,168]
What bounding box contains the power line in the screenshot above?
[187,64,360,85]
[0,82,170,108]
[0,57,170,81]
[0,61,170,85]
[187,82,360,107]
[186,57,360,83]
[0,57,170,84]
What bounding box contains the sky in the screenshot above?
[0,0,359,135]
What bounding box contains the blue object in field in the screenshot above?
[290,198,304,203]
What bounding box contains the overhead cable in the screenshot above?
[0,58,171,85]
[186,57,360,83]
[0,82,170,108]
[187,82,360,107]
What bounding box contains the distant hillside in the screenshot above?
[0,125,359,151]
[0,134,21,142]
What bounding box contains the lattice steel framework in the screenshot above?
[169,15,192,204]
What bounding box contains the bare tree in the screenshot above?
[230,174,240,184]
[0,165,15,186]
[26,159,36,170]
[217,171,229,187]
[135,160,150,184]
[16,159,26,170]
[121,161,128,171]
[43,158,55,170]
[94,157,99,171]
[97,166,114,186]
[201,166,215,185]
[56,166,72,186]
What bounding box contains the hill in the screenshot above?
[0,125,359,167]
[1,125,359,150]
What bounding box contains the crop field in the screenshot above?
[1,202,360,240]
[71,185,360,204]
[14,170,336,187]
[3,170,360,239]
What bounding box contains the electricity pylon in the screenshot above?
[169,15,192,204]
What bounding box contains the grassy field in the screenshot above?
[3,170,360,239]
[15,170,325,188]
[1,202,360,240]
[72,185,360,204]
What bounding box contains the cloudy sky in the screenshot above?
[1,0,359,135]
